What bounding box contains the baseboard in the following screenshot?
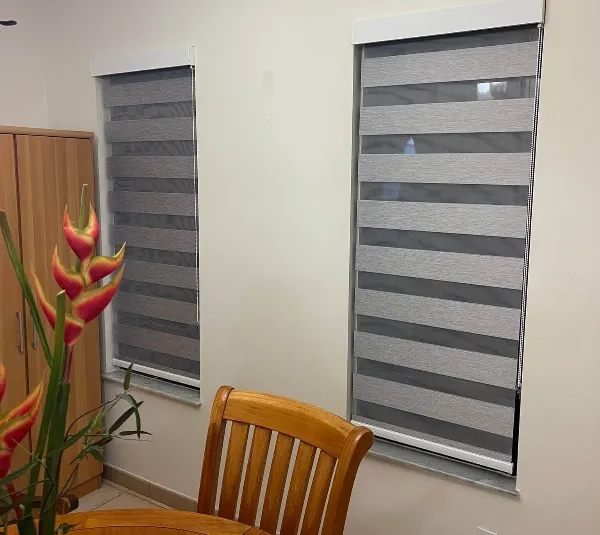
[103,464,197,512]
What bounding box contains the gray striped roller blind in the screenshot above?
[102,66,200,384]
[352,26,541,472]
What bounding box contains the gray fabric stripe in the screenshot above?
[104,77,193,107]
[110,225,196,253]
[357,315,518,359]
[115,324,199,361]
[108,192,197,216]
[118,344,199,379]
[108,156,195,178]
[356,245,524,289]
[361,42,539,87]
[354,332,517,388]
[360,99,535,135]
[105,118,193,143]
[353,374,514,437]
[358,153,531,185]
[359,228,525,258]
[355,289,521,340]
[357,201,527,238]
[358,272,522,309]
[357,358,514,407]
[354,413,512,461]
[124,260,197,289]
[115,293,197,325]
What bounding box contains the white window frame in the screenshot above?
[350,0,545,474]
[92,46,201,389]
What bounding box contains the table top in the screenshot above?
[62,510,269,535]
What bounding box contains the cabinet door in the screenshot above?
[16,135,102,491]
[0,134,30,490]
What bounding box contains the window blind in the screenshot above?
[352,26,541,472]
[102,66,200,386]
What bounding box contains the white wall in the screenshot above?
[5,0,600,533]
[0,0,48,127]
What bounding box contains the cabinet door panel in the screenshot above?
[0,134,30,490]
[16,135,102,490]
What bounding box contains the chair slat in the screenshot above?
[238,426,272,525]
[218,421,250,520]
[280,442,317,535]
[197,386,233,514]
[300,451,336,535]
[259,433,295,533]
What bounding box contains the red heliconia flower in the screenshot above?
[32,272,85,346]
[63,204,99,268]
[84,243,126,285]
[52,246,85,300]
[36,200,125,348]
[73,266,124,323]
[0,363,43,479]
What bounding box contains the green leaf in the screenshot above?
[89,448,103,463]
[0,458,40,487]
[108,405,139,435]
[94,436,113,447]
[123,363,133,391]
[118,430,152,437]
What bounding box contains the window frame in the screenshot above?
[349,3,545,475]
[92,46,201,389]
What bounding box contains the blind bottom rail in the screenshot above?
[352,420,513,473]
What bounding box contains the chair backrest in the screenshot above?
[197,386,373,535]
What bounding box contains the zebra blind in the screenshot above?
[102,66,200,387]
[352,26,541,472]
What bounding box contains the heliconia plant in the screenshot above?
[0,185,148,535]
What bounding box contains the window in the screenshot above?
[351,26,542,473]
[100,66,200,388]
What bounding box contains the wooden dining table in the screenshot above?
[59,510,270,535]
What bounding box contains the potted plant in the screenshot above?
[0,185,147,535]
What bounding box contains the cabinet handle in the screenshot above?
[32,324,38,349]
[16,312,24,353]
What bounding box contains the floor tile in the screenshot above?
[95,491,164,511]
[75,484,123,512]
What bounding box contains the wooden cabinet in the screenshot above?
[0,127,102,497]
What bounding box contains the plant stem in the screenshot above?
[39,383,70,535]
[24,292,68,520]
[74,184,88,273]
[6,483,22,520]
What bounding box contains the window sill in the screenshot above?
[369,438,519,497]
[103,370,202,407]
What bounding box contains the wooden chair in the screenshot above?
[197,386,373,535]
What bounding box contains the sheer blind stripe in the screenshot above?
[103,66,200,383]
[124,260,198,289]
[108,192,197,216]
[104,78,193,107]
[355,246,524,289]
[115,293,198,325]
[110,225,197,253]
[358,153,532,184]
[361,42,539,87]
[360,99,535,135]
[357,201,528,238]
[105,118,193,142]
[354,333,517,389]
[352,26,541,471]
[108,156,195,178]
[355,290,521,339]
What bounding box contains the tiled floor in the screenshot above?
[74,481,169,513]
